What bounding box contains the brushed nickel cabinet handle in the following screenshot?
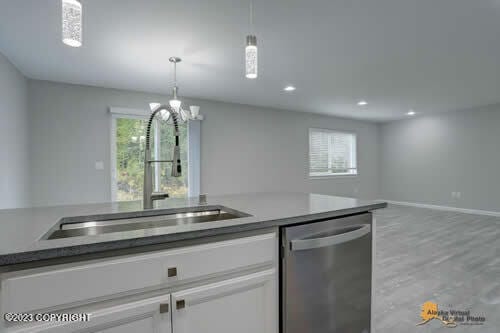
[176,300,185,309]
[167,267,177,277]
[159,303,169,313]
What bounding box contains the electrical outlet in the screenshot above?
[451,192,456,198]
[456,192,461,199]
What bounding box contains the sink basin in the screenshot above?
[44,206,251,240]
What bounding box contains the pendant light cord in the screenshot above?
[249,1,254,33]
[173,61,177,86]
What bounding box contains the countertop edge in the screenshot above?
[0,202,386,267]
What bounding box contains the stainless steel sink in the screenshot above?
[44,206,251,240]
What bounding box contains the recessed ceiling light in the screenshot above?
[284,86,296,92]
[357,100,368,106]
[407,110,416,116]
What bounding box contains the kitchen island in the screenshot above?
[0,193,386,333]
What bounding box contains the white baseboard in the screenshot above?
[379,199,500,217]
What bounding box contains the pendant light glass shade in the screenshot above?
[180,108,189,122]
[169,85,181,111]
[190,105,200,118]
[149,102,161,111]
[245,35,258,79]
[169,99,181,111]
[62,0,82,47]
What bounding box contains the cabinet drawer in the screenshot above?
[1,232,276,314]
[6,294,172,333]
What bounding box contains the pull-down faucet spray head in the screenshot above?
[171,145,181,177]
[171,117,182,177]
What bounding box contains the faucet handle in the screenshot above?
[151,192,169,201]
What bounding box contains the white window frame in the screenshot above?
[109,107,201,201]
[308,128,358,178]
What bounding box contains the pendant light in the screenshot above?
[62,0,82,47]
[245,1,258,79]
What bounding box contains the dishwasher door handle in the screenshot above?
[290,224,371,251]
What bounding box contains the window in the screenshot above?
[309,128,357,177]
[110,108,200,202]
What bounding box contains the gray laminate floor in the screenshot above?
[373,205,499,333]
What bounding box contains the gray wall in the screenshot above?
[27,80,380,207]
[380,104,500,212]
[9,75,500,212]
[0,52,29,209]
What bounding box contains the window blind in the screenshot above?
[309,129,357,176]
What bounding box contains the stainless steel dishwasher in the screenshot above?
[281,213,372,333]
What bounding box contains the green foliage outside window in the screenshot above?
[116,117,188,201]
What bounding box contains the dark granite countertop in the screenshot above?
[0,193,386,266]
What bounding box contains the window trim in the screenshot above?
[187,119,201,198]
[308,128,359,179]
[109,107,201,202]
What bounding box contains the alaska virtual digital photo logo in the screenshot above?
[417,301,486,328]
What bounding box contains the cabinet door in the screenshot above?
[172,269,277,333]
[9,295,171,333]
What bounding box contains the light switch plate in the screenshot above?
[95,161,104,170]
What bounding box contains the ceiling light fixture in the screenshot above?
[284,86,296,92]
[407,110,416,116]
[62,0,82,47]
[245,1,258,79]
[357,100,368,106]
[149,57,201,122]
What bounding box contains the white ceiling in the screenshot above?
[1,0,500,122]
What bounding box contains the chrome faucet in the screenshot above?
[143,105,182,209]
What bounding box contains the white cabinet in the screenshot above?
[172,269,277,333]
[2,231,278,333]
[9,295,172,333]
[16,269,278,333]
